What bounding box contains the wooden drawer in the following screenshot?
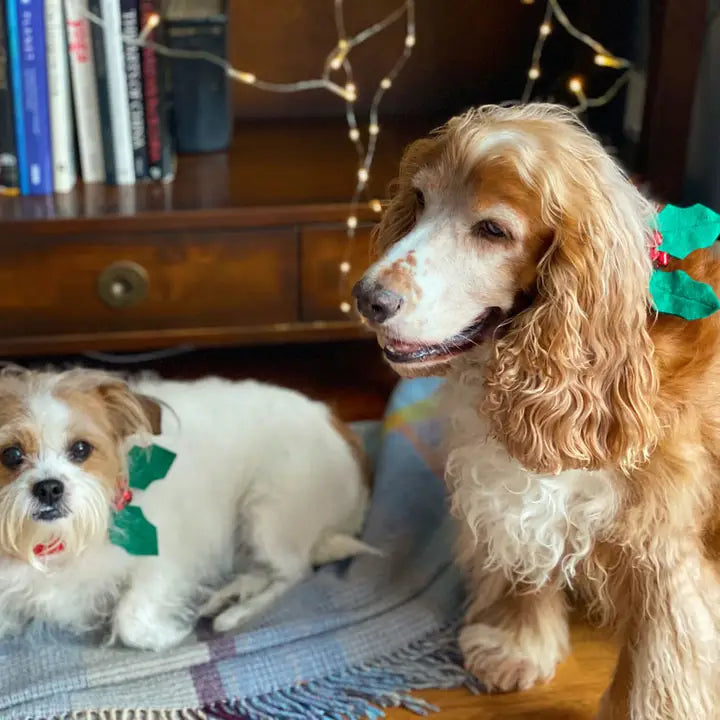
[301,225,373,321]
[0,229,298,338]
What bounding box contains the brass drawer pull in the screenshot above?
[97,261,149,309]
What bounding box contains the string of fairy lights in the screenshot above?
[72,0,414,316]
[520,0,633,112]
[73,0,632,316]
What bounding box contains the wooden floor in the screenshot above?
[30,340,619,719]
[386,618,618,719]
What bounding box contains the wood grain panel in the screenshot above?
[301,224,374,321]
[0,229,298,337]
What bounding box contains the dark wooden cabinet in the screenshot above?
[0,120,426,356]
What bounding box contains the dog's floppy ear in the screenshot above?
[134,393,163,435]
[484,136,660,475]
[98,382,162,438]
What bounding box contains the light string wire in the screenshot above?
[521,0,632,112]
[337,0,416,313]
[68,0,415,315]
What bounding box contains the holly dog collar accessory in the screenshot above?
[649,203,720,320]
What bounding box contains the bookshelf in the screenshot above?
[0,117,433,356]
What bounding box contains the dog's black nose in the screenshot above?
[352,280,403,324]
[32,479,64,506]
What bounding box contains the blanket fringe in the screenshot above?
[63,711,208,720]
[204,624,478,720]
[54,627,476,720]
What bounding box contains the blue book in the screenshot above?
[5,0,53,195]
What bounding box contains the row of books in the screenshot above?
[0,0,174,196]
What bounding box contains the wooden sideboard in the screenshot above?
[0,118,433,356]
[0,0,707,358]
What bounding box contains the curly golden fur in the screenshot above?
[356,103,720,719]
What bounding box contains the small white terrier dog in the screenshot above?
[0,367,373,651]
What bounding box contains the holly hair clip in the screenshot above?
[648,203,720,321]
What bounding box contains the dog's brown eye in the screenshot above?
[414,188,425,210]
[473,219,506,239]
[1,446,24,469]
[68,440,93,463]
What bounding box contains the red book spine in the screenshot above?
[138,0,162,177]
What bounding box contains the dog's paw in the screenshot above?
[113,597,191,652]
[0,613,26,639]
[459,622,563,693]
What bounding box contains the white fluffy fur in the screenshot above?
[0,374,372,650]
[442,359,618,591]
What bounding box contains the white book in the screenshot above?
[64,0,105,184]
[45,0,77,193]
[101,0,135,185]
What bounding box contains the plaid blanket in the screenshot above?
[0,377,475,720]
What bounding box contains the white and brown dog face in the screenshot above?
[0,369,159,565]
[355,103,659,474]
[353,109,556,375]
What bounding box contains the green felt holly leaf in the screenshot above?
[127,444,176,490]
[650,269,720,320]
[109,505,159,556]
[657,203,720,259]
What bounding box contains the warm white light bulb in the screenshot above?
[568,76,583,93]
[237,71,256,85]
[347,216,358,229]
[349,128,360,142]
[368,123,379,135]
[358,168,369,183]
[340,301,351,314]
[528,67,540,80]
[594,53,623,69]
[405,34,416,48]
[139,12,161,40]
[344,82,357,101]
[539,22,551,36]
[338,39,349,50]
[330,56,343,70]
[380,77,392,90]
[340,261,351,273]
[370,199,382,213]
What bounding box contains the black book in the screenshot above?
[166,14,230,153]
[0,2,18,190]
[120,0,148,179]
[87,0,115,183]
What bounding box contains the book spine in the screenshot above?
[139,0,164,180]
[65,0,104,184]
[120,0,147,179]
[6,0,52,195]
[86,0,114,183]
[0,2,17,190]
[4,0,25,192]
[101,0,134,185]
[156,17,175,182]
[44,0,76,194]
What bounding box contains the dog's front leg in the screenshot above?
[112,561,200,651]
[457,529,569,692]
[598,537,720,720]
